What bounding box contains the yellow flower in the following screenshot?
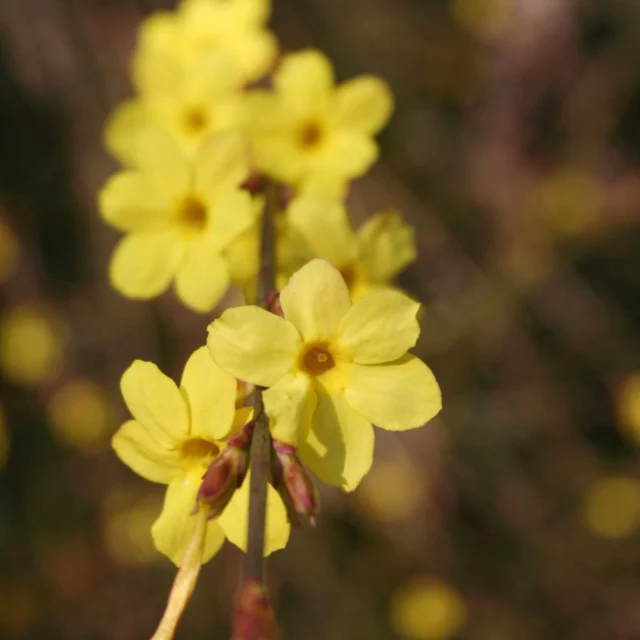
[287,195,416,299]
[135,0,276,84]
[583,475,640,540]
[100,129,257,312]
[112,347,290,565]
[106,52,244,165]
[207,259,441,490]
[244,49,393,193]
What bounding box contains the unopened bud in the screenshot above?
[197,421,255,518]
[232,579,281,640]
[265,292,283,317]
[271,440,320,527]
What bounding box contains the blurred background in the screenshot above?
[0,0,639,638]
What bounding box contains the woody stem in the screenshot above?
[243,180,277,581]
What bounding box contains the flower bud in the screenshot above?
[271,440,320,527]
[232,579,281,640]
[197,421,255,518]
[265,292,283,317]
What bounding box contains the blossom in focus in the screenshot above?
[135,0,276,84]
[244,49,393,194]
[100,129,257,312]
[112,347,290,565]
[286,195,416,299]
[208,259,441,490]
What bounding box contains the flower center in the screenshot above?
[180,437,219,462]
[298,120,324,149]
[182,106,209,134]
[177,197,207,232]
[300,343,335,376]
[340,264,356,289]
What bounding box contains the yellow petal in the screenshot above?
[204,189,255,251]
[120,360,189,445]
[274,50,334,115]
[263,374,316,446]
[218,471,290,555]
[104,100,150,166]
[174,238,230,313]
[320,130,378,178]
[99,172,173,232]
[133,47,185,99]
[287,196,358,267]
[358,210,416,283]
[207,307,300,386]
[345,355,442,430]
[194,131,251,194]
[152,473,226,565]
[109,231,185,299]
[180,346,237,441]
[300,391,374,491]
[280,259,351,342]
[337,290,420,364]
[112,420,182,484]
[227,29,278,80]
[333,76,394,134]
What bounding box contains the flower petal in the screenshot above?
[208,307,300,387]
[203,188,256,251]
[337,290,420,364]
[174,238,230,313]
[194,131,251,194]
[109,231,184,299]
[345,354,442,430]
[180,346,237,441]
[99,172,173,232]
[319,131,378,178]
[152,473,226,566]
[112,419,182,484]
[104,100,150,166]
[274,50,334,116]
[333,76,394,134]
[120,360,189,445]
[218,471,290,555]
[279,259,351,342]
[358,210,416,283]
[300,391,374,491]
[287,196,358,268]
[263,373,316,446]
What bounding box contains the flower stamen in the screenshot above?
[300,343,335,376]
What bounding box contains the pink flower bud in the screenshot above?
[232,579,280,640]
[265,292,283,317]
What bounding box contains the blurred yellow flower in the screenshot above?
[0,218,19,284]
[0,404,9,469]
[617,373,640,445]
[583,475,640,540]
[136,0,276,83]
[208,259,441,490]
[112,347,289,565]
[244,49,393,193]
[47,379,112,451]
[0,304,66,386]
[100,129,257,312]
[390,578,466,639]
[287,195,416,299]
[451,0,513,39]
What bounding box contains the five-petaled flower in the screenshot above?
[244,49,393,196]
[112,347,290,565]
[207,259,441,491]
[100,129,258,312]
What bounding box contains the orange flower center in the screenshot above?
[177,197,207,232]
[300,343,335,376]
[180,437,219,462]
[298,120,324,149]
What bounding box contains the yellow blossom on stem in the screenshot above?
[100,129,257,312]
[287,195,416,299]
[244,49,393,194]
[207,259,441,490]
[112,346,290,565]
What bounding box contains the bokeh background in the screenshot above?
[1,0,640,638]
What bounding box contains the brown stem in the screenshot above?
[243,181,277,581]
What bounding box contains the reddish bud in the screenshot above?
[271,440,320,527]
[232,579,281,640]
[265,292,283,317]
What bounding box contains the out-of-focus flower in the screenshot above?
[100,129,257,312]
[0,218,20,283]
[47,379,112,451]
[244,49,393,194]
[208,259,441,490]
[232,578,281,640]
[617,373,640,445]
[451,0,513,39]
[136,0,276,84]
[583,475,640,540]
[106,52,244,165]
[0,404,9,469]
[112,346,289,565]
[287,195,416,300]
[390,578,466,640]
[0,304,67,386]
